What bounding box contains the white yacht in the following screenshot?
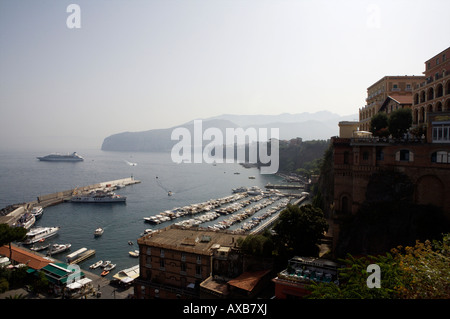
[47,243,71,256]
[37,152,84,162]
[13,213,35,229]
[23,226,60,244]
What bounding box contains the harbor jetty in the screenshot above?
[0,177,140,226]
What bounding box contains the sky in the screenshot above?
[0,0,449,150]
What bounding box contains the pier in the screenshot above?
[0,177,140,226]
[69,249,96,265]
[265,183,304,190]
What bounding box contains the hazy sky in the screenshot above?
[0,0,449,150]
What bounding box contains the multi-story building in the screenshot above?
[412,47,450,129]
[134,225,247,299]
[359,75,425,131]
[332,47,450,255]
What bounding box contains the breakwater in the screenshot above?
[0,177,140,226]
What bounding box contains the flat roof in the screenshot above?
[137,225,246,255]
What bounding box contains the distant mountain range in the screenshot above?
[100,111,358,152]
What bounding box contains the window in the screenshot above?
[196,265,202,277]
[160,258,165,269]
[343,151,349,164]
[432,123,450,143]
[160,249,165,257]
[362,151,369,161]
[396,149,413,162]
[436,58,440,65]
[376,149,384,161]
[400,150,409,161]
[181,252,186,261]
[196,256,202,264]
[181,262,187,273]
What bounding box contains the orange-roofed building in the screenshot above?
[0,245,51,270]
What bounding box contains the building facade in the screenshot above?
[134,225,246,299]
[359,75,425,131]
[412,47,450,128]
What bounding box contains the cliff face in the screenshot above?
[100,112,357,152]
[101,119,238,152]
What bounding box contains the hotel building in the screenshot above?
[134,225,247,299]
[359,75,425,131]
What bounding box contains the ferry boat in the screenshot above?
[71,190,126,203]
[23,226,60,244]
[37,152,84,162]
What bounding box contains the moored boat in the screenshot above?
[31,206,44,219]
[90,260,103,269]
[13,213,35,229]
[30,243,50,252]
[71,190,126,203]
[47,243,71,256]
[23,226,60,244]
[104,263,116,271]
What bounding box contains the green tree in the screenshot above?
[388,108,412,138]
[370,112,389,136]
[0,223,27,263]
[238,233,274,258]
[273,204,328,258]
[307,233,450,299]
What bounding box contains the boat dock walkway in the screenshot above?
[69,249,96,265]
[265,184,304,190]
[249,195,308,235]
[0,177,141,226]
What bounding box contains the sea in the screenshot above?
[0,148,284,275]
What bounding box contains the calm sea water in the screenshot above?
[0,148,283,274]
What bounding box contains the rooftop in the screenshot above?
[137,225,246,255]
[0,244,52,270]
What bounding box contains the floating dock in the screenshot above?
[69,249,96,265]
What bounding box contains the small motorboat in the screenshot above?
[101,270,110,276]
[103,263,116,271]
[94,227,104,237]
[47,243,71,256]
[129,250,139,257]
[90,260,103,269]
[30,243,50,251]
[100,260,111,268]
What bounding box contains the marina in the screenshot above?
[0,150,302,282]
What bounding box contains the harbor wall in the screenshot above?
[0,177,140,226]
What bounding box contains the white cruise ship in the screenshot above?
[23,226,60,244]
[37,152,84,162]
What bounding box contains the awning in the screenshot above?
[66,277,92,290]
